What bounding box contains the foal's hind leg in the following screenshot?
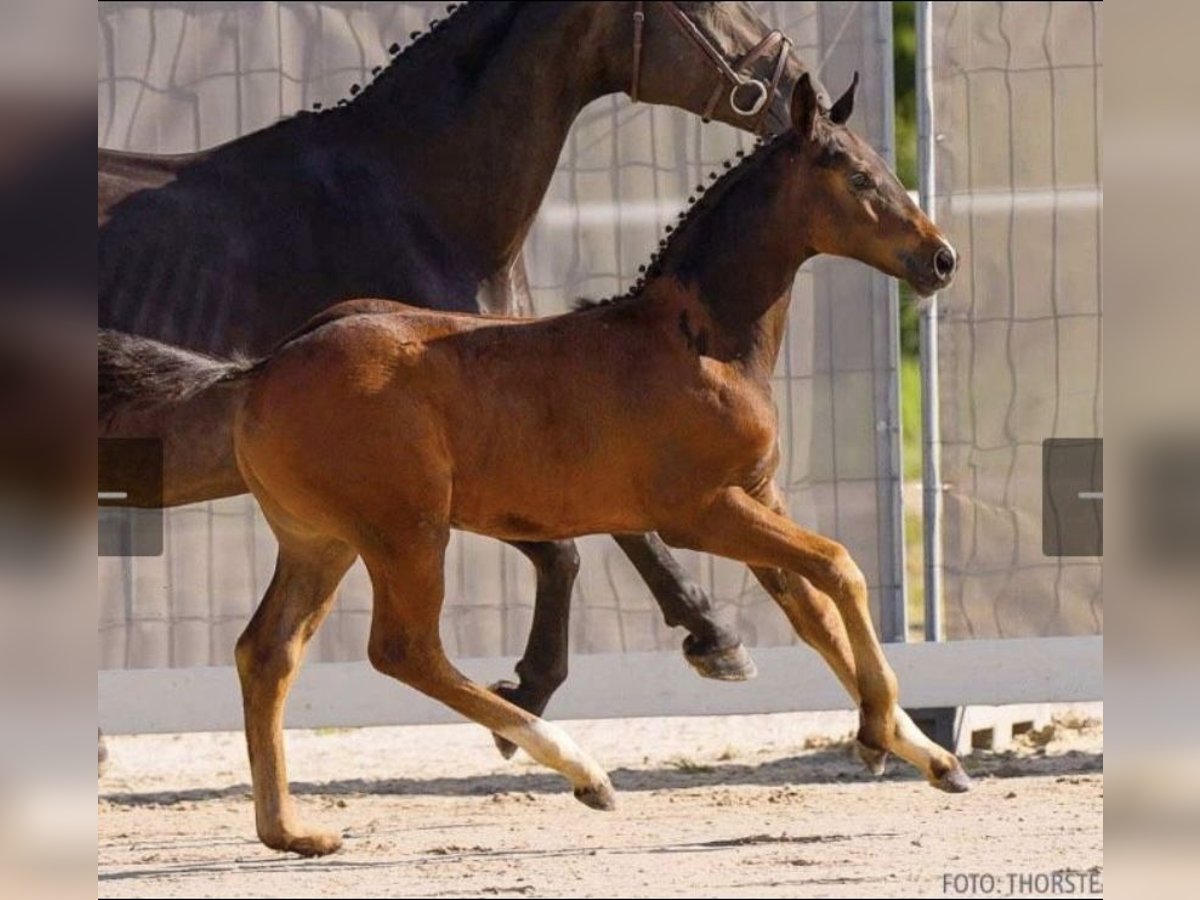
[662,487,967,790]
[364,530,615,810]
[235,537,356,856]
[490,540,579,760]
[611,533,755,681]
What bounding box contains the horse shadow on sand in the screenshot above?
[100,742,1102,810]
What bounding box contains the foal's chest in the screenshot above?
[679,360,779,467]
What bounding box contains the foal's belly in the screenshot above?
[444,420,656,541]
[439,381,776,543]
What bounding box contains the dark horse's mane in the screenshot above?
[287,2,493,120]
[574,129,788,312]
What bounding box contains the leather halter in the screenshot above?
[629,1,792,135]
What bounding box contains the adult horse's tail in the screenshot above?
[99,330,255,506]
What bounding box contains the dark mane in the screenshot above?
[572,130,790,313]
[286,2,505,120]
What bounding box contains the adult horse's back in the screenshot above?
[99,2,811,355]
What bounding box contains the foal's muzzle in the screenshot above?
[932,244,957,285]
[902,242,958,297]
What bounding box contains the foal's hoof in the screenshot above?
[573,779,616,812]
[933,764,973,794]
[262,829,343,857]
[856,740,889,776]
[491,733,519,760]
[488,680,523,760]
[683,636,757,682]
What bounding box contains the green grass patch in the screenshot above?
[900,355,923,482]
[900,354,925,638]
[905,507,925,640]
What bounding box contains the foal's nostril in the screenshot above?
[933,246,956,281]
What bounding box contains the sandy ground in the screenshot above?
[98,708,1102,898]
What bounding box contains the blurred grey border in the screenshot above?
[0,0,100,893]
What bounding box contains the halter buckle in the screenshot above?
[730,79,770,118]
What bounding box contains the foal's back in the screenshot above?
[235,299,776,546]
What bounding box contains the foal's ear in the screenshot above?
[829,71,860,125]
[789,72,819,141]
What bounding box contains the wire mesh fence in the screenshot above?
[930,1,1102,639]
[97,1,904,669]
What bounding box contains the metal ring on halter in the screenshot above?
[729,79,769,117]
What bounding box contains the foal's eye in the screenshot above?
[850,171,874,191]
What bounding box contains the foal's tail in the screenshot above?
[99,329,256,423]
[99,330,258,506]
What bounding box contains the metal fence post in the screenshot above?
[877,0,908,644]
[916,1,943,643]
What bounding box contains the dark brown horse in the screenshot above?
[99,2,820,723]
[206,72,965,855]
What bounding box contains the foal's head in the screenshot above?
[783,73,956,297]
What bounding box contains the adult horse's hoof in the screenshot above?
[856,739,889,776]
[573,779,616,811]
[933,764,973,793]
[488,680,523,760]
[683,635,757,681]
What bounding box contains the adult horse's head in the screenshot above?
[784,73,957,296]
[608,1,821,136]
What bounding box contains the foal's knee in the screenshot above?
[235,627,299,684]
[821,550,897,692]
[821,547,865,601]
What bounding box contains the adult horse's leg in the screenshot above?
[234,535,356,856]
[478,251,535,318]
[489,534,753,760]
[362,529,615,811]
[661,486,968,791]
[610,533,755,680]
[490,540,579,760]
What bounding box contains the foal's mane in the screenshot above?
[574,130,789,312]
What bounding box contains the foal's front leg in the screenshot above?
[751,565,968,788]
[661,487,968,790]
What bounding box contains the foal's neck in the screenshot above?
[649,142,813,376]
[351,3,619,274]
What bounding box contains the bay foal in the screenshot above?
[231,73,968,855]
